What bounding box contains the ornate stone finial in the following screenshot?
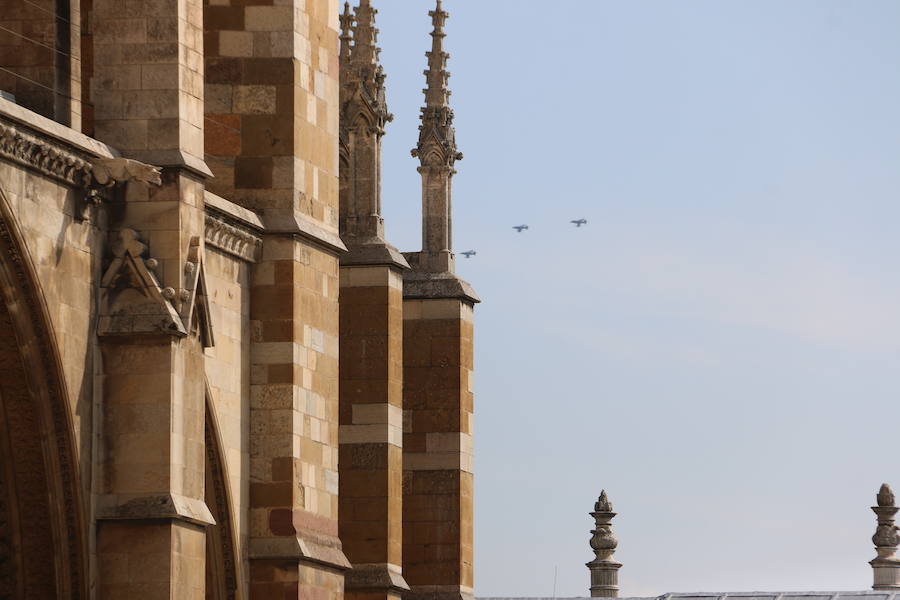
[872,483,900,590]
[595,490,613,513]
[347,0,390,123]
[423,0,450,109]
[587,491,621,598]
[879,484,896,508]
[339,2,354,69]
[339,0,394,243]
[411,0,463,272]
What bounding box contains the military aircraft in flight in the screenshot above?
[571,219,588,227]
[461,250,477,259]
[513,225,529,233]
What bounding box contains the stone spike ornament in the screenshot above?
[412,0,464,271]
[872,483,900,590]
[587,490,622,598]
[348,0,390,124]
[339,0,394,242]
[339,2,354,70]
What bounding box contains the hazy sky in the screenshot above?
[372,1,900,596]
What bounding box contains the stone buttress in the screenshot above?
[91,0,213,597]
[203,0,352,598]
[402,4,479,600]
[338,3,411,600]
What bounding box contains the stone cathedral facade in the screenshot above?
[0,0,477,598]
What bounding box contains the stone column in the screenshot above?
[587,491,621,598]
[872,483,900,590]
[91,0,212,598]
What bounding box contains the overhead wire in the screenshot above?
[0,24,81,62]
[0,65,79,103]
[20,0,82,30]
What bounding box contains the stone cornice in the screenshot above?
[0,120,95,187]
[205,211,263,263]
[204,192,264,262]
[0,97,117,188]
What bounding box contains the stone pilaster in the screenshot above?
[91,0,212,598]
[872,483,900,590]
[587,491,621,598]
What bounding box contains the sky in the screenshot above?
[371,1,900,596]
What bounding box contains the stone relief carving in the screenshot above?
[0,118,164,221]
[0,122,93,187]
[99,228,188,338]
[99,229,215,347]
[182,237,215,348]
[205,212,262,263]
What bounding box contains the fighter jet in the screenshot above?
[461,250,477,259]
[513,225,529,233]
[571,219,588,227]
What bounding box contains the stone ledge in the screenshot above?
[249,531,352,571]
[345,562,410,593]
[96,493,216,527]
[262,208,348,255]
[0,96,117,160]
[402,269,480,304]
[205,191,265,230]
[341,238,410,270]
[126,148,213,179]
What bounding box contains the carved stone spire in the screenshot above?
[411,0,463,273]
[587,491,621,598]
[339,2,354,73]
[872,483,900,590]
[339,0,397,252]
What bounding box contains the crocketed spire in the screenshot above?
[412,0,461,170]
[424,0,450,108]
[342,0,391,128]
[339,0,394,243]
[339,2,354,70]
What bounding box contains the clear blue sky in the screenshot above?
[374,1,900,596]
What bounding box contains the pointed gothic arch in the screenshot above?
[205,385,243,600]
[0,186,87,599]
